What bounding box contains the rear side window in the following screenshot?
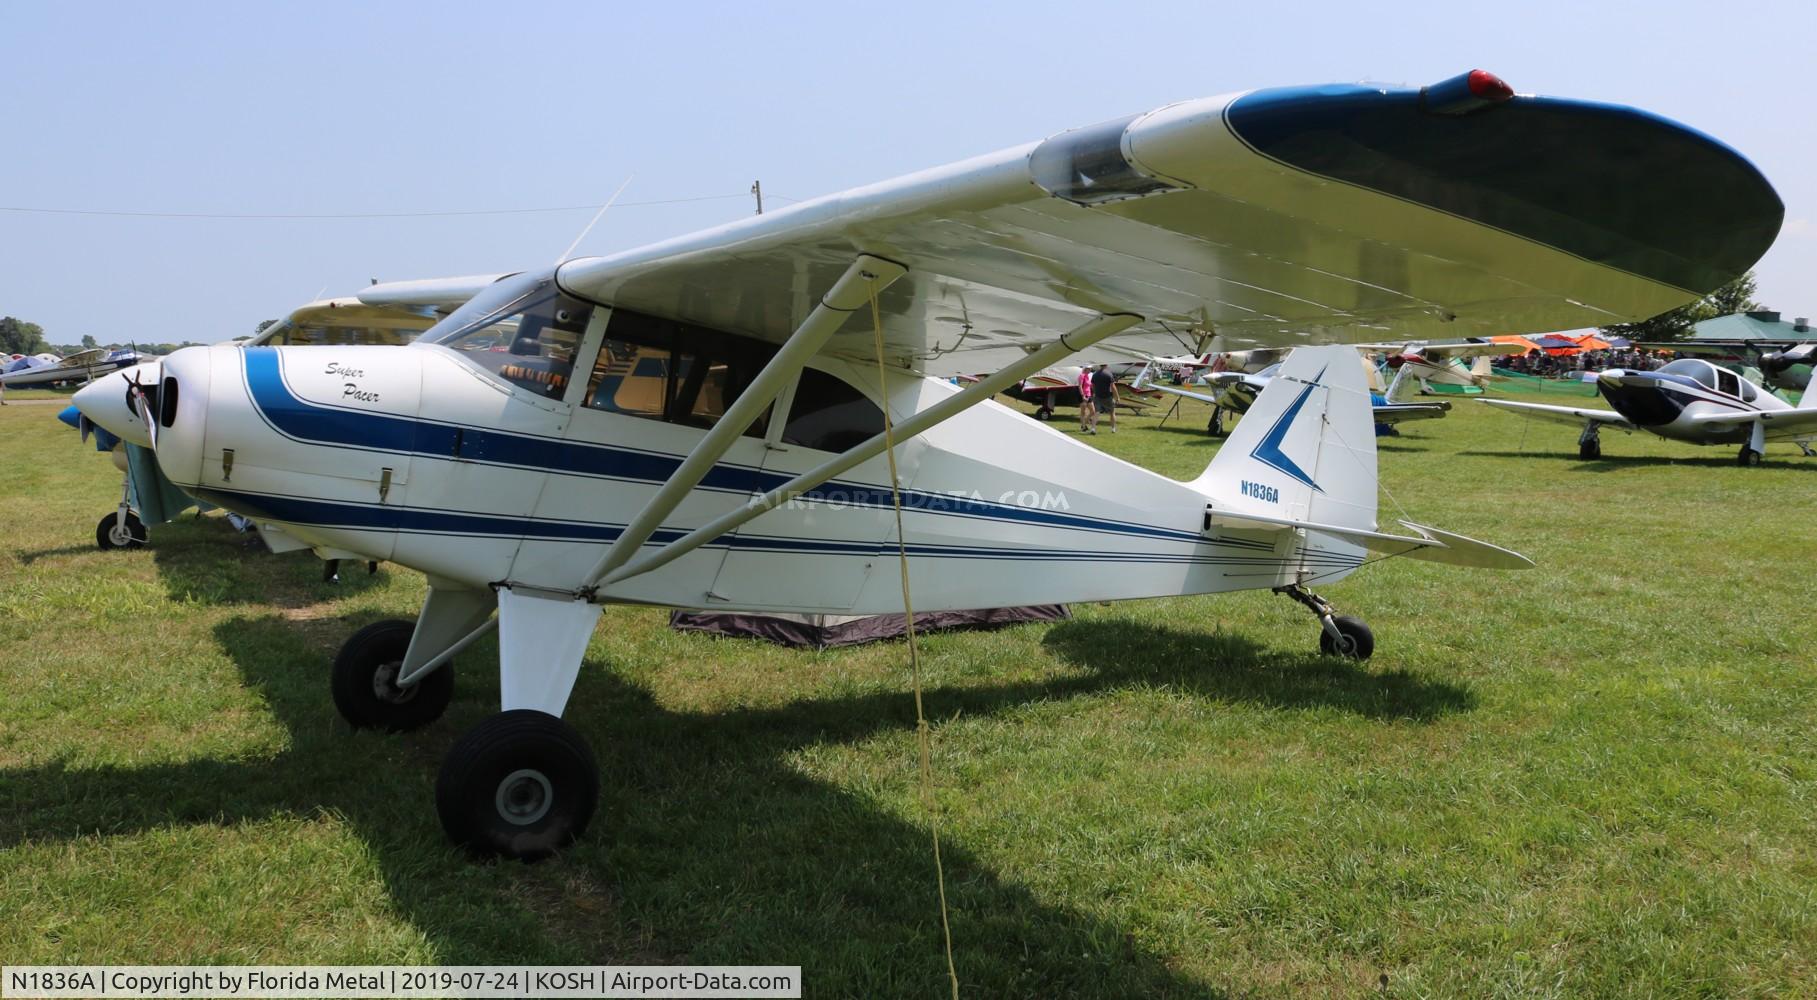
[783,368,884,451]
[1716,368,1740,398]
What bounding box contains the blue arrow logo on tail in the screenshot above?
[1249,366,1325,493]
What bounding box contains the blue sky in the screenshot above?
[3,0,1811,345]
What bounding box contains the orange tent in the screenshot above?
[1490,335,1544,353]
[1564,333,1612,350]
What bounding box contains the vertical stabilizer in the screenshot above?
[1193,345,1378,532]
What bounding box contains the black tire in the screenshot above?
[330,619,453,732]
[437,710,600,861]
[1033,407,1054,422]
[95,511,147,550]
[1738,447,1762,467]
[1578,440,1601,461]
[1319,616,1374,661]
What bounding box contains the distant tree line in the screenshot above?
[1599,271,1764,342]
[2,315,207,357]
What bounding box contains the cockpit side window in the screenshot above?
[782,367,885,452]
[582,308,777,435]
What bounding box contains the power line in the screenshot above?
[0,192,752,220]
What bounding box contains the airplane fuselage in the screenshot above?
[137,342,1363,614]
[1596,367,1794,445]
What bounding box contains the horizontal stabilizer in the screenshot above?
[1204,508,1533,569]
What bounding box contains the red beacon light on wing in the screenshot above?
[1421,69,1516,116]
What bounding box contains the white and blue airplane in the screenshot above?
[2,347,145,390]
[1479,358,1817,463]
[75,71,1781,860]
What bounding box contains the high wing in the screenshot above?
[254,297,452,347]
[1374,401,1452,424]
[1690,406,1817,441]
[554,73,1781,377]
[358,274,508,314]
[1476,398,1637,431]
[1354,340,1525,361]
[53,348,108,369]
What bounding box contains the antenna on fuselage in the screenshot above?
[555,175,634,266]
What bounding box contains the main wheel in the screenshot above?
[1033,407,1054,421]
[1738,447,1762,467]
[330,619,454,731]
[1578,439,1601,461]
[95,511,147,550]
[437,710,600,861]
[1318,616,1374,661]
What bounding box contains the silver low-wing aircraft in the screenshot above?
[1479,358,1817,464]
[75,71,1782,860]
[1641,338,1815,392]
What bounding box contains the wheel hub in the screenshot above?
[109,524,134,545]
[370,661,417,703]
[495,769,554,826]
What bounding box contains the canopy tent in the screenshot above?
[1529,335,1584,355]
[1490,335,1544,353]
[1563,333,1613,350]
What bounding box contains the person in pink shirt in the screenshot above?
[1077,365,1096,433]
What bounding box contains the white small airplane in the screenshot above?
[1365,340,1526,400]
[1,348,145,390]
[1478,358,1817,463]
[1133,358,1450,436]
[73,71,1782,860]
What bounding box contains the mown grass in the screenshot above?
[1,390,1813,997]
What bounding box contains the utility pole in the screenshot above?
[750,180,763,215]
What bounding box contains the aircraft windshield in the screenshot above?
[419,270,595,400]
[1658,358,1718,388]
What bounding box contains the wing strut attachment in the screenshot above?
[589,310,1143,593]
[580,253,908,589]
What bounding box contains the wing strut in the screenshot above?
[589,310,1143,593]
[580,253,908,590]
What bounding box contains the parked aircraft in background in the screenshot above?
[2,348,144,390]
[1642,338,1814,392]
[1366,340,1525,400]
[1479,358,1816,463]
[1000,364,1157,420]
[74,71,1782,861]
[1134,358,1449,436]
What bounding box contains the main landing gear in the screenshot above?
[1738,445,1763,467]
[1578,422,1602,461]
[1033,402,1056,421]
[331,586,604,861]
[1207,406,1228,437]
[1275,584,1374,660]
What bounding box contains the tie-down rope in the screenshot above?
[867,279,961,999]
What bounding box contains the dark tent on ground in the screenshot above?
[669,605,1070,649]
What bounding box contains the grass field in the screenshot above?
[2,390,1813,998]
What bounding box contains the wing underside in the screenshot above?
[1476,398,1637,431]
[555,79,1781,376]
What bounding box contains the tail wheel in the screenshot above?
[1319,616,1375,661]
[95,511,147,550]
[1578,440,1601,461]
[437,710,600,861]
[331,619,454,731]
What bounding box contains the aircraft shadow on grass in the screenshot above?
[1459,449,1817,471]
[1041,621,1475,722]
[146,516,388,607]
[0,612,1284,998]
